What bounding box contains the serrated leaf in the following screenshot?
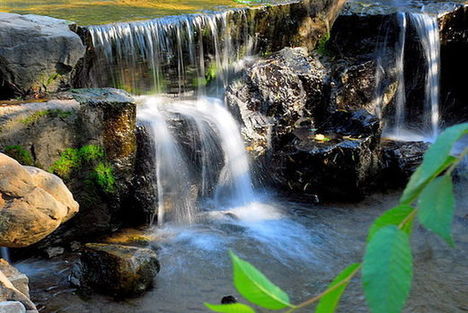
[230,251,292,310]
[368,205,415,241]
[401,123,467,204]
[418,175,456,246]
[205,303,256,313]
[315,263,361,313]
[363,226,413,313]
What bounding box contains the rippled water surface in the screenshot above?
[17,177,468,313]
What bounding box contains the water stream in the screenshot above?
[383,11,441,142]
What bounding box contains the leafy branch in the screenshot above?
[205,122,468,313]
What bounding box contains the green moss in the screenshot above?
[205,62,218,84]
[49,148,80,178]
[3,145,34,166]
[49,144,116,194]
[91,162,116,193]
[316,32,331,56]
[21,109,73,126]
[79,145,105,162]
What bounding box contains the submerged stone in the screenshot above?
[80,243,160,297]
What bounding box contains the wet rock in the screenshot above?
[381,140,429,187]
[221,295,238,304]
[80,243,160,297]
[272,110,382,200]
[330,59,397,115]
[226,47,329,172]
[0,13,85,99]
[127,124,158,225]
[439,5,468,125]
[44,247,65,259]
[0,301,26,313]
[0,154,79,248]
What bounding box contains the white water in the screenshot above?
[138,96,255,225]
[409,12,441,139]
[384,12,441,142]
[88,11,255,95]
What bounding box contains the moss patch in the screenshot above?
[3,145,34,166]
[21,109,73,126]
[49,145,116,194]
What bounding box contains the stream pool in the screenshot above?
[17,178,468,313]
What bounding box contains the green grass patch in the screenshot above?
[21,109,73,126]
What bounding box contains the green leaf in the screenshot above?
[368,205,415,241]
[401,123,468,204]
[315,263,361,313]
[205,303,256,313]
[418,175,456,246]
[363,226,413,313]
[230,251,292,310]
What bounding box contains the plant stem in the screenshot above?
[446,147,468,176]
[285,264,362,313]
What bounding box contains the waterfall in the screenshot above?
[88,10,255,95]
[383,11,441,141]
[409,12,440,139]
[394,12,407,134]
[138,96,255,225]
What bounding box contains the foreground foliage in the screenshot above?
[206,122,468,313]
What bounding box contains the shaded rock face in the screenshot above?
[0,259,36,312]
[439,5,468,125]
[0,13,85,99]
[381,140,429,187]
[226,48,330,182]
[227,48,383,200]
[0,88,137,244]
[272,110,382,201]
[79,243,160,297]
[0,154,79,248]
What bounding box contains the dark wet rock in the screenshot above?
[330,59,397,115]
[127,124,158,225]
[381,140,429,187]
[80,243,160,297]
[221,295,238,304]
[226,47,330,177]
[0,88,137,245]
[272,110,382,201]
[0,13,85,99]
[439,5,468,125]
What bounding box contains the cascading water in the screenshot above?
[409,12,441,139]
[88,10,255,95]
[138,96,255,225]
[382,11,441,141]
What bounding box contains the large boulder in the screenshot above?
[0,88,138,243]
[79,243,160,297]
[0,13,85,99]
[0,154,79,247]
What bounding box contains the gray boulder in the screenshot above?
[0,13,85,98]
